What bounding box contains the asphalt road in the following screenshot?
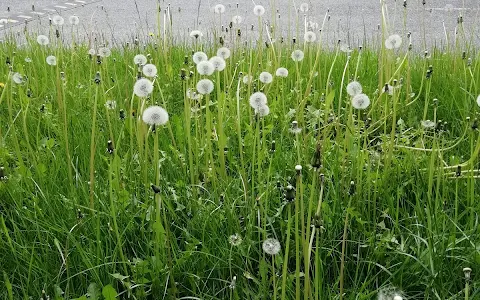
[1,0,479,48]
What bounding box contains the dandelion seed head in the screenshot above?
[421,120,436,129]
[105,100,117,110]
[228,233,243,246]
[133,78,154,97]
[262,238,281,255]
[385,34,402,49]
[352,93,370,109]
[214,4,226,14]
[304,31,317,43]
[393,295,403,300]
[196,79,214,94]
[68,15,79,25]
[253,5,266,16]
[52,15,64,26]
[88,48,96,56]
[255,105,270,117]
[187,88,203,100]
[134,54,148,65]
[46,55,57,66]
[232,15,243,24]
[276,67,289,77]
[340,44,353,53]
[36,35,49,46]
[291,49,305,62]
[249,92,268,109]
[189,30,203,39]
[259,71,273,84]
[197,61,215,75]
[290,120,302,134]
[143,64,158,77]
[476,95,480,107]
[98,47,111,57]
[242,74,253,84]
[193,51,208,65]
[209,56,226,71]
[25,57,32,63]
[12,72,24,84]
[300,3,309,12]
[142,105,169,126]
[346,81,362,96]
[382,84,394,95]
[217,47,231,59]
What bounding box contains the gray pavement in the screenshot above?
[1,0,479,48]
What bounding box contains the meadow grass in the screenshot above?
[0,2,480,300]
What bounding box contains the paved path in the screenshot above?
[1,0,479,48]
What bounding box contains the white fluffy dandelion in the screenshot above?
[186,88,203,100]
[143,64,158,77]
[193,51,208,64]
[299,3,309,12]
[255,105,270,117]
[276,67,289,77]
[196,79,214,95]
[210,56,226,71]
[346,81,363,96]
[133,78,154,97]
[134,54,148,65]
[12,73,24,84]
[217,47,231,59]
[88,48,96,56]
[104,100,117,110]
[228,233,243,246]
[68,15,79,25]
[142,105,169,126]
[476,95,480,107]
[197,61,215,75]
[232,15,243,24]
[393,295,403,300]
[262,238,281,255]
[382,84,394,96]
[253,5,265,16]
[304,31,317,42]
[46,55,57,66]
[36,35,49,46]
[290,121,302,134]
[340,44,353,53]
[189,30,203,39]
[242,74,253,84]
[352,94,370,109]
[259,71,273,84]
[52,15,65,26]
[214,4,226,14]
[249,92,268,109]
[421,120,436,129]
[98,47,111,57]
[291,49,305,62]
[385,34,402,49]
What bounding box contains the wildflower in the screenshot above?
[476,95,480,107]
[232,15,243,24]
[385,34,402,49]
[193,51,208,64]
[346,81,362,96]
[249,92,268,109]
[197,61,215,75]
[196,79,214,95]
[88,48,96,56]
[37,35,49,46]
[68,15,79,25]
[209,56,226,71]
[255,105,270,117]
[134,54,147,65]
[142,105,169,126]
[300,3,309,12]
[143,64,158,77]
[214,4,226,14]
[421,120,436,129]
[46,55,57,66]
[105,100,117,110]
[0,82,4,89]
[98,47,111,57]
[52,15,65,26]
[304,31,317,43]
[259,71,273,84]
[253,5,265,16]
[12,73,24,84]
[228,233,243,246]
[262,238,281,255]
[290,120,302,134]
[242,74,253,84]
[276,67,289,77]
[133,78,154,97]
[291,49,305,62]
[217,47,231,59]
[352,94,370,109]
[190,30,203,39]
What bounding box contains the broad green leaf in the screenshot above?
[87,283,100,300]
[102,284,118,300]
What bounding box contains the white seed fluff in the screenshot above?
[143,64,158,77]
[276,67,289,77]
[385,34,402,50]
[352,94,371,110]
[68,15,79,25]
[12,73,24,84]
[133,78,154,97]
[476,95,480,107]
[304,31,317,43]
[299,3,309,12]
[37,35,49,46]
[346,81,363,96]
[134,54,148,65]
[291,49,305,62]
[242,74,253,84]
[46,55,57,66]
[197,61,215,75]
[88,48,96,56]
[249,92,268,109]
[262,238,281,255]
[209,56,226,71]
[253,5,265,16]
[52,15,65,26]
[196,79,215,95]
[193,51,208,65]
[217,47,231,59]
[142,105,169,126]
[98,47,111,57]
[189,30,203,39]
[255,105,270,117]
[232,15,243,24]
[214,4,226,14]
[259,71,273,84]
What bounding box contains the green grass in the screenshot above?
[1,4,480,299]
